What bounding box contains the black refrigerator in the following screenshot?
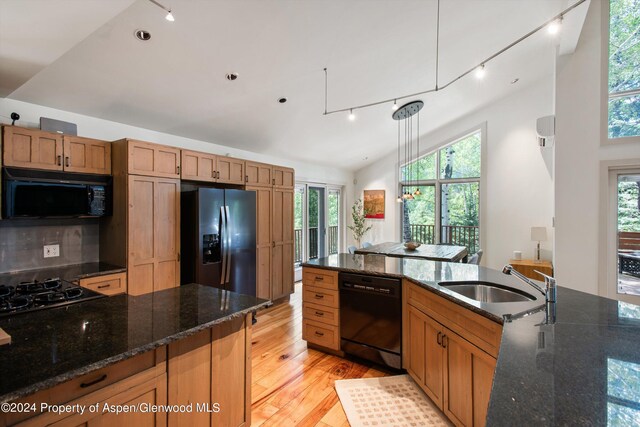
[181,186,256,296]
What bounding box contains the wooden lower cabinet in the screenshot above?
[301,267,340,352]
[79,272,127,296]
[2,317,252,427]
[404,281,501,427]
[167,314,251,427]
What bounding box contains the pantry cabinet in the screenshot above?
[244,161,272,187]
[404,280,502,427]
[100,140,180,295]
[272,187,294,300]
[127,140,181,179]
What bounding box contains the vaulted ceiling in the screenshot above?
[0,0,588,171]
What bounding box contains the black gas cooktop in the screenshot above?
[0,277,104,317]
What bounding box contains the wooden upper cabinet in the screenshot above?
[245,161,272,187]
[127,139,181,178]
[2,126,63,171]
[181,149,216,182]
[216,156,245,185]
[273,166,295,189]
[62,135,111,175]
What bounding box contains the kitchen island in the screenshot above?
[0,283,269,426]
[303,254,640,426]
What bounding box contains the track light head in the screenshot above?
[348,109,356,121]
[475,64,486,79]
[547,17,562,35]
[392,100,399,111]
[165,11,175,21]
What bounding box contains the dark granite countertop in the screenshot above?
[304,253,544,323]
[354,241,468,262]
[303,254,640,426]
[0,262,126,285]
[0,284,269,403]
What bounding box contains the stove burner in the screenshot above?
[64,288,83,300]
[0,285,14,298]
[15,278,62,294]
[0,295,33,312]
[33,292,67,305]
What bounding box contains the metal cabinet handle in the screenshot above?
[314,294,324,299]
[176,165,181,175]
[80,374,107,388]
[315,311,324,316]
[57,155,62,166]
[272,178,275,185]
[315,276,324,281]
[442,335,448,348]
[97,284,111,289]
[437,331,442,346]
[212,171,216,178]
[65,156,70,167]
[315,331,324,337]
[245,175,248,182]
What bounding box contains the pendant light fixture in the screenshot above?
[147,0,175,21]
[393,101,424,201]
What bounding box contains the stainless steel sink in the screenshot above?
[438,281,536,303]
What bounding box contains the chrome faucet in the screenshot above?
[502,264,557,303]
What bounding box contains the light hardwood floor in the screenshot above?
[251,282,390,426]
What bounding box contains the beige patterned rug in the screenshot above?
[334,375,451,427]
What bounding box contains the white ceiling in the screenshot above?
[1,0,586,171]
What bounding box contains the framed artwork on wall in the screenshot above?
[364,190,385,219]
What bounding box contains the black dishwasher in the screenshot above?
[339,272,402,369]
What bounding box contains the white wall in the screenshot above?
[0,98,355,251]
[555,0,640,295]
[352,76,555,271]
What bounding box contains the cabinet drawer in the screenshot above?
[79,272,127,296]
[303,319,340,350]
[303,268,338,290]
[303,286,339,308]
[405,280,502,358]
[303,302,339,326]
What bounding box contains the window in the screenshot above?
[607,0,640,139]
[400,130,482,254]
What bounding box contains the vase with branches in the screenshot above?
[347,198,372,248]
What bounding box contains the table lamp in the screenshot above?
[531,226,547,262]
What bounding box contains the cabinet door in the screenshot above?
[407,305,444,408]
[128,176,180,295]
[168,330,212,427]
[216,157,245,184]
[272,166,294,189]
[211,315,250,427]
[128,140,181,178]
[272,188,294,300]
[3,126,63,170]
[154,178,180,292]
[248,186,272,300]
[63,136,111,174]
[181,149,216,182]
[245,161,272,186]
[443,329,473,426]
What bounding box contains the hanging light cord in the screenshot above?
[435,0,440,90]
[322,0,586,116]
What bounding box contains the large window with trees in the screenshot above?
[607,0,640,139]
[400,130,481,254]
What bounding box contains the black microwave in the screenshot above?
[2,167,112,218]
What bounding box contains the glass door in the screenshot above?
[294,185,305,267]
[328,188,341,255]
[617,173,640,297]
[308,186,326,260]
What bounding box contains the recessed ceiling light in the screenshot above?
[510,78,520,84]
[226,73,239,81]
[278,97,287,104]
[134,29,151,41]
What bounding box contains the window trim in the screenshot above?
[398,123,486,255]
[598,159,640,305]
[601,0,640,145]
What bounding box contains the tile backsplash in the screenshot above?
[0,219,99,272]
